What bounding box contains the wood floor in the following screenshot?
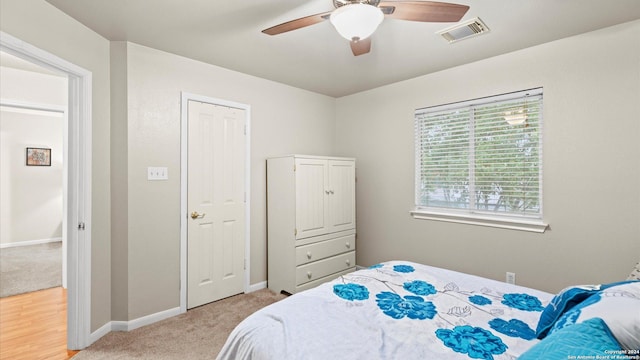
[0,287,79,360]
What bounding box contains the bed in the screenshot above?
[217,260,640,360]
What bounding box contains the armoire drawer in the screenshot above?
[295,268,355,293]
[295,234,355,266]
[295,251,356,286]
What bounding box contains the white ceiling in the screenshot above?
[45,0,640,97]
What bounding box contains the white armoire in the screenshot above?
[267,155,356,294]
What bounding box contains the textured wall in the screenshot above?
[0,0,112,332]
[117,42,336,320]
[335,20,640,293]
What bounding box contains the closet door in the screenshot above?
[328,160,356,233]
[187,100,246,309]
[295,158,329,239]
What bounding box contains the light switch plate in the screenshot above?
[147,167,168,180]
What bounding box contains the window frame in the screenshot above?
[411,88,548,233]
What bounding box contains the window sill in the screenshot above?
[410,209,548,233]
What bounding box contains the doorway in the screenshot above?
[0,31,92,350]
[180,93,251,312]
[0,51,68,295]
[0,99,66,296]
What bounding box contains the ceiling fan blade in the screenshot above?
[378,1,469,22]
[350,38,371,56]
[262,11,332,35]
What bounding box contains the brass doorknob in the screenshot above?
[191,211,205,219]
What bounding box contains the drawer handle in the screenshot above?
[307,271,312,279]
[346,259,351,266]
[345,241,350,248]
[306,251,312,259]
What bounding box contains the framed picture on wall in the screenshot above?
[26,147,51,166]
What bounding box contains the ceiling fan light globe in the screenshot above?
[330,4,384,41]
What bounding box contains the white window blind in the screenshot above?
[414,88,544,222]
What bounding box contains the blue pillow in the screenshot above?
[548,281,640,350]
[535,280,636,339]
[520,318,622,360]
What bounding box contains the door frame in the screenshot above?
[0,31,92,349]
[179,92,251,313]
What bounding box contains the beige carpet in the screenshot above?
[72,289,287,360]
[0,242,62,297]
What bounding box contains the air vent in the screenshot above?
[437,17,489,44]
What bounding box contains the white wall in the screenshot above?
[335,20,640,293]
[0,67,67,246]
[1,0,112,332]
[0,111,64,245]
[0,66,67,104]
[114,42,336,320]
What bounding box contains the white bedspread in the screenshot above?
[217,261,552,360]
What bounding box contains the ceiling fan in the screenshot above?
[262,0,470,56]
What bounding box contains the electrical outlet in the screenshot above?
[506,272,516,285]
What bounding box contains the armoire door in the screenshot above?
[327,160,356,233]
[294,158,329,239]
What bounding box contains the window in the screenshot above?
[412,88,547,232]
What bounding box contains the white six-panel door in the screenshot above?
[187,100,245,309]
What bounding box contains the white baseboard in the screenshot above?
[114,306,181,332]
[89,321,112,344]
[248,281,267,293]
[89,306,182,345]
[0,237,62,248]
[110,320,129,332]
[88,284,269,346]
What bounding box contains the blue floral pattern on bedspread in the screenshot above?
[333,283,369,301]
[403,280,437,296]
[319,262,551,359]
[393,264,415,273]
[488,318,536,340]
[469,295,492,306]
[376,292,437,320]
[501,293,544,312]
[436,326,507,360]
